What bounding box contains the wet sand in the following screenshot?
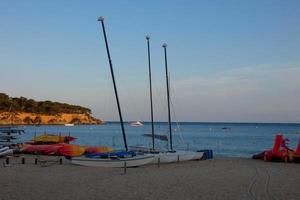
[0,155,299,200]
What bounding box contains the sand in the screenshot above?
[0,155,299,200]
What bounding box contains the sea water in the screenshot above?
[20,122,300,158]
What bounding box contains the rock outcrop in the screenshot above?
[0,112,102,125]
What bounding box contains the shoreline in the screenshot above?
[0,155,299,200]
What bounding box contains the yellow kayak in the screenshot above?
[32,134,76,144]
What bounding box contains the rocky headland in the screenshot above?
[0,111,102,125]
[0,93,102,125]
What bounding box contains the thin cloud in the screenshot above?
[172,64,300,122]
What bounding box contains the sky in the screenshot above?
[0,0,300,123]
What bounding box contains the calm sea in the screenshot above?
[19,122,300,158]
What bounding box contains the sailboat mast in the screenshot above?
[146,35,155,151]
[98,16,128,151]
[162,43,173,151]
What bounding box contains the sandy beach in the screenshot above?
[0,155,299,200]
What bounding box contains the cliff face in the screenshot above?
[0,112,102,125]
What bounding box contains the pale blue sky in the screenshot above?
[1,0,300,122]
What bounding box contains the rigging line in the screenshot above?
[169,73,186,146]
[102,65,114,121]
[170,98,186,146]
[155,86,166,122]
[142,82,150,122]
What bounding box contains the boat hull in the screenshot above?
[0,149,13,157]
[151,151,204,164]
[176,151,204,161]
[0,146,9,153]
[71,155,154,168]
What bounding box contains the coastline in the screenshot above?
[0,155,299,200]
[0,111,103,125]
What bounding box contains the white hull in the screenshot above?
[71,155,154,168]
[176,151,204,161]
[0,146,9,152]
[0,149,13,157]
[64,124,74,126]
[151,151,204,164]
[152,152,179,163]
[130,121,143,127]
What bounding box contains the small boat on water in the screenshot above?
[130,121,143,127]
[64,123,75,126]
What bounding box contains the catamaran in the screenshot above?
[71,17,154,167]
[142,38,203,163]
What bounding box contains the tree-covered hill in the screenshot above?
[0,93,91,115]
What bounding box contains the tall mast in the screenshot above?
[98,16,128,151]
[162,43,173,151]
[146,35,155,151]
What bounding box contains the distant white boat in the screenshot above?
[64,123,75,127]
[130,121,143,127]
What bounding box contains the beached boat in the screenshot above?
[21,143,85,156]
[58,144,85,156]
[70,17,154,167]
[71,154,154,167]
[0,127,25,137]
[0,146,13,157]
[130,121,143,127]
[21,144,62,155]
[0,126,25,145]
[0,127,25,134]
[143,40,203,163]
[151,151,203,163]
